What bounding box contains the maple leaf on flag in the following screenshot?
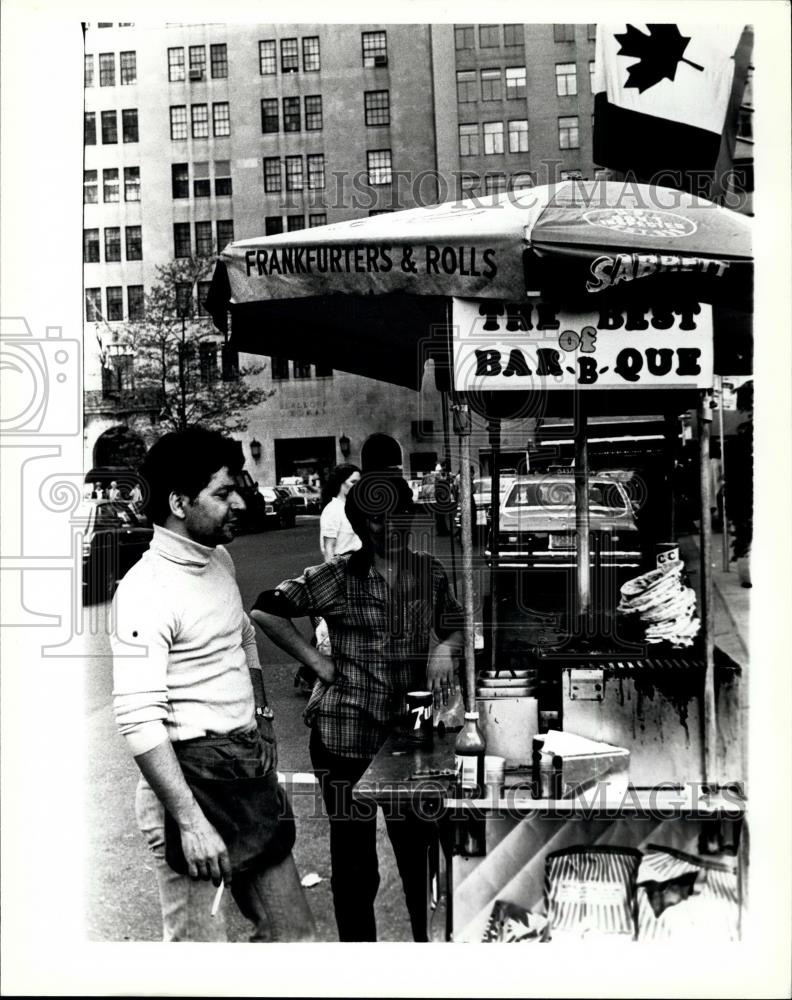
[614,24,705,93]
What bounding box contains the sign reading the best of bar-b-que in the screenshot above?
[452,297,713,391]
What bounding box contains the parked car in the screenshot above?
[231,470,270,533]
[453,476,515,536]
[416,471,455,535]
[80,499,153,604]
[486,474,642,569]
[281,483,322,514]
[261,486,296,529]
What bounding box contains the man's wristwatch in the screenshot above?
[255,705,275,720]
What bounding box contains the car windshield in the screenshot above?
[473,479,491,495]
[95,502,142,527]
[505,480,626,510]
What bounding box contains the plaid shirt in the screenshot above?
[275,550,464,758]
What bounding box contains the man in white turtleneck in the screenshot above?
[111,427,314,942]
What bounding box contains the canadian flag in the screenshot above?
[593,24,746,184]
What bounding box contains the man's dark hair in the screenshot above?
[321,463,361,510]
[139,426,244,526]
[344,472,414,543]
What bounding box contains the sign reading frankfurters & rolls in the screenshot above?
[452,297,713,391]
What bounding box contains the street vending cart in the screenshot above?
[207,181,752,942]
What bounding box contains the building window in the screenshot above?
[170,105,188,140]
[504,24,523,46]
[103,168,120,202]
[174,222,191,258]
[485,174,507,195]
[554,24,575,43]
[281,37,299,73]
[285,156,304,190]
[101,110,118,144]
[84,170,98,204]
[214,160,232,196]
[508,119,529,153]
[263,157,281,193]
[212,102,230,137]
[293,361,311,379]
[106,287,123,321]
[121,108,138,143]
[556,62,578,96]
[456,70,477,103]
[261,98,279,133]
[128,285,145,320]
[362,30,387,67]
[512,172,534,191]
[506,66,527,99]
[271,357,289,379]
[287,215,305,232]
[558,115,580,149]
[367,149,392,185]
[199,342,218,384]
[85,288,102,322]
[216,220,234,251]
[265,216,283,235]
[99,52,115,86]
[364,90,390,126]
[84,54,94,87]
[483,121,504,155]
[479,24,500,48]
[210,43,228,79]
[459,173,479,199]
[283,96,301,132]
[195,221,213,256]
[193,162,210,197]
[175,281,193,316]
[189,45,206,79]
[172,163,189,198]
[197,281,212,315]
[120,51,136,84]
[84,112,96,145]
[83,229,100,263]
[587,24,597,41]
[124,167,140,201]
[589,60,596,93]
[259,39,276,74]
[168,47,185,81]
[303,36,320,71]
[104,227,121,262]
[309,212,327,227]
[307,153,325,189]
[459,123,479,156]
[191,103,209,139]
[481,68,502,101]
[304,95,323,130]
[455,26,474,49]
[125,225,142,260]
[737,106,753,141]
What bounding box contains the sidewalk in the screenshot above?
[679,531,750,669]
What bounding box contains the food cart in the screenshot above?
[207,181,752,942]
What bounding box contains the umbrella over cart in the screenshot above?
[206,180,752,781]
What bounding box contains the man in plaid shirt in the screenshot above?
[251,472,463,941]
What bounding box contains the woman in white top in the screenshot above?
[295,464,362,694]
[319,464,361,561]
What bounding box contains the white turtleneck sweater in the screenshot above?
[111,524,259,756]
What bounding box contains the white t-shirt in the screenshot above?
[319,496,361,556]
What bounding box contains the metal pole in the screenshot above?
[488,416,501,671]
[574,397,590,624]
[717,376,730,572]
[440,390,458,596]
[698,393,717,785]
[454,403,477,712]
